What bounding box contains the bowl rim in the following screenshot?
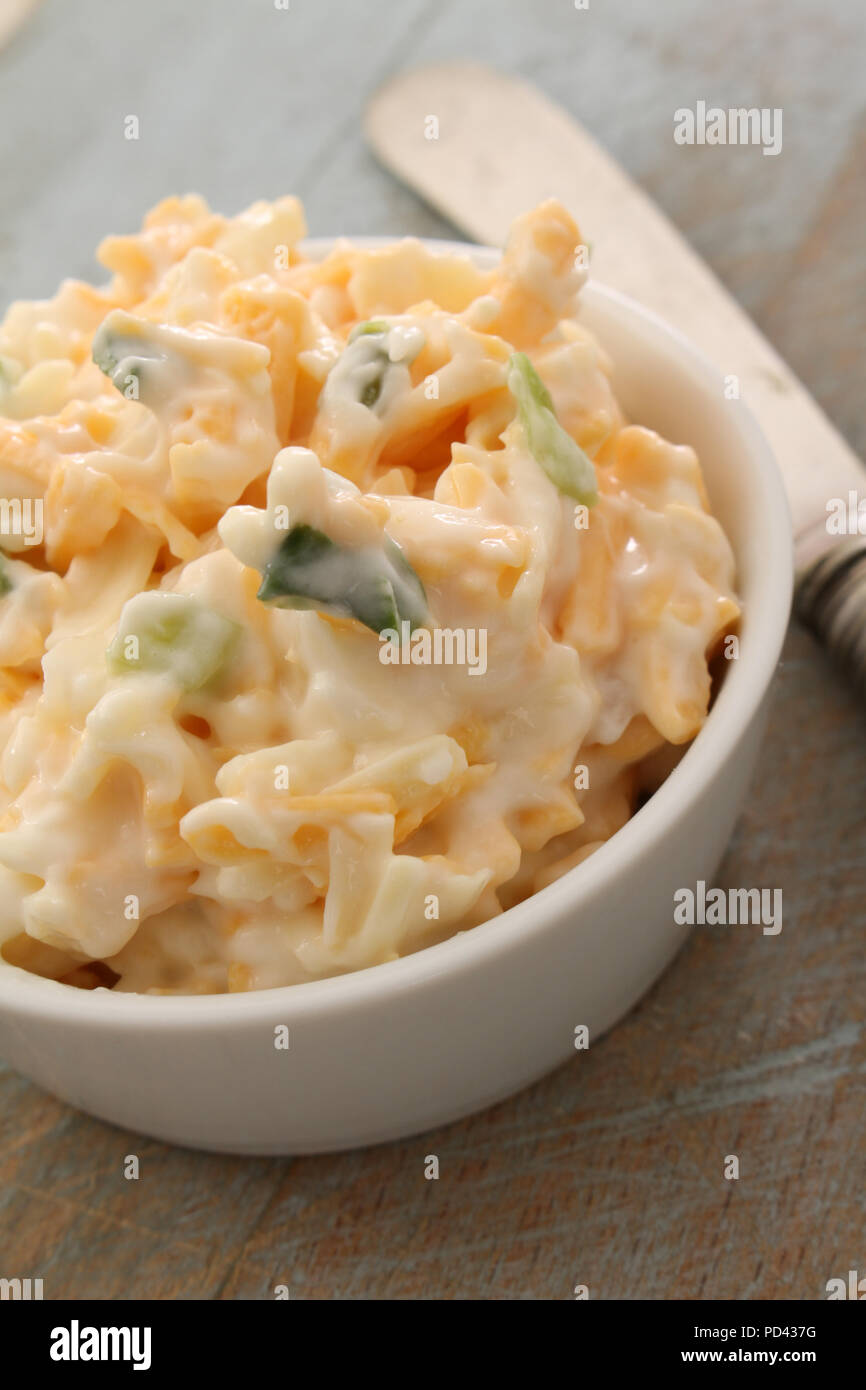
[0,237,794,1026]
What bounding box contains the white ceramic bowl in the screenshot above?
[0,241,793,1153]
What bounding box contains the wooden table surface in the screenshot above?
[1,0,864,1300]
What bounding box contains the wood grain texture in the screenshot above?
[0,0,864,1300]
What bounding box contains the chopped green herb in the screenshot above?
[107,593,238,691]
[360,362,388,409]
[345,331,391,411]
[507,351,598,506]
[92,319,167,402]
[327,320,424,415]
[348,320,390,341]
[257,523,428,635]
[0,556,11,597]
